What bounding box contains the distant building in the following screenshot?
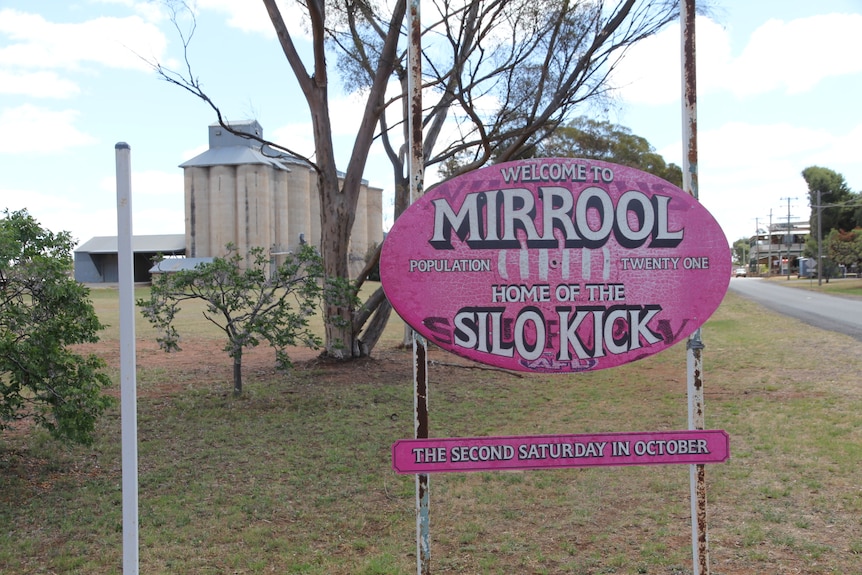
[180,120,384,276]
[74,120,384,283]
[74,234,185,283]
[749,220,810,275]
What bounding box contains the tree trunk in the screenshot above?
[263,0,406,361]
[233,350,243,396]
[355,287,392,355]
[318,159,358,359]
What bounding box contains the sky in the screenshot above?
[1,0,860,249]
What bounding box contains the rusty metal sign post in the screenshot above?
[402,1,713,573]
[407,0,430,573]
[681,0,710,573]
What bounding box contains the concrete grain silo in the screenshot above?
[284,158,311,252]
[180,120,384,277]
[366,186,383,251]
[352,185,369,263]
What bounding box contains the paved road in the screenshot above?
[727,277,862,342]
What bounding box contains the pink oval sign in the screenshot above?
[381,159,730,373]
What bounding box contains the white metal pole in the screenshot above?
[116,142,139,574]
[681,2,709,574]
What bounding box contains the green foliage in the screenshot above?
[732,236,750,266]
[437,117,684,186]
[802,166,862,235]
[538,117,684,187]
[138,244,324,394]
[825,228,862,271]
[324,276,360,327]
[320,275,361,354]
[0,209,113,445]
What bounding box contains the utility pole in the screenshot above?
[767,210,773,276]
[779,197,797,280]
[817,189,823,286]
[754,217,762,274]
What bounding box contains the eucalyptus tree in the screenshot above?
[532,116,683,187]
[332,0,680,215]
[157,0,680,360]
[333,0,680,349]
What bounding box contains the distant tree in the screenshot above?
[732,237,749,267]
[0,210,113,445]
[802,233,818,260]
[138,244,324,396]
[533,117,683,187]
[825,228,862,274]
[802,166,860,236]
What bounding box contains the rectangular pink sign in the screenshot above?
[392,430,729,474]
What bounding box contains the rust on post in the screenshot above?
[414,334,430,575]
[408,1,429,573]
[408,0,424,202]
[688,335,709,574]
[682,0,709,573]
[682,0,698,202]
[414,335,428,440]
[695,463,709,574]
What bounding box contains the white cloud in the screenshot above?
[329,93,373,137]
[0,187,113,243]
[0,8,168,73]
[729,14,862,97]
[0,176,185,243]
[658,120,859,242]
[0,70,79,98]
[611,12,862,105]
[699,122,833,167]
[94,0,168,24]
[98,169,184,197]
[269,93,372,161]
[180,143,209,162]
[808,122,862,168]
[270,123,315,159]
[132,207,185,235]
[0,104,96,153]
[61,207,122,242]
[0,187,80,215]
[196,0,307,37]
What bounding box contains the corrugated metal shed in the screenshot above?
[76,234,186,254]
[74,234,186,283]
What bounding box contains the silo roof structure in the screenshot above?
[179,120,314,173]
[179,145,288,170]
[179,120,360,181]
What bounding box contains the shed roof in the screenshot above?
[149,257,214,273]
[76,234,185,254]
